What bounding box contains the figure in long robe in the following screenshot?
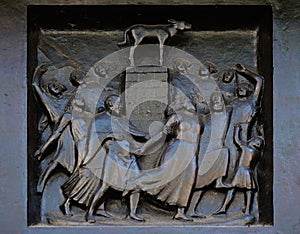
[223,63,264,181]
[32,64,85,192]
[129,97,201,221]
[188,92,232,218]
[59,95,148,222]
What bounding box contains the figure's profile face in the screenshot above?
[199,68,210,80]
[211,93,224,112]
[94,65,108,77]
[173,58,192,74]
[237,83,251,97]
[48,81,66,97]
[109,97,121,116]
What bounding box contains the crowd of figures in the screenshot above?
[33,59,265,223]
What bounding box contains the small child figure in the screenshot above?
[213,123,264,215]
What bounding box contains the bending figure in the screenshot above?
[82,95,147,223]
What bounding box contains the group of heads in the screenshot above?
[221,68,254,98]
[198,62,254,98]
[46,68,86,97]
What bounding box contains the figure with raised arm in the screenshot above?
[32,64,86,193]
[224,63,264,182]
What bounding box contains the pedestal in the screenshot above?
[124,66,169,134]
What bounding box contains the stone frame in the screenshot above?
[27,4,273,226]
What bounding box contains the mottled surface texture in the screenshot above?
[0,0,299,233]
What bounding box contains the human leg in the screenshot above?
[244,190,253,215]
[129,191,145,222]
[213,188,235,215]
[86,183,110,223]
[188,190,206,218]
[59,198,72,216]
[96,202,113,218]
[174,207,193,221]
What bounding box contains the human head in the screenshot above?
[47,80,67,97]
[236,82,254,98]
[94,64,110,78]
[105,94,121,116]
[66,95,87,113]
[199,61,217,80]
[171,96,196,113]
[222,69,236,83]
[73,97,85,108]
[172,58,192,74]
[69,69,86,87]
[210,92,225,112]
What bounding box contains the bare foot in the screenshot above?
[129,212,145,222]
[189,211,206,218]
[85,212,96,223]
[174,211,193,221]
[96,209,113,218]
[212,208,227,216]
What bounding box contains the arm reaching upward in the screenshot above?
[235,63,264,104]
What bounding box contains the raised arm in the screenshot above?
[32,64,49,107]
[235,63,264,104]
[32,64,48,89]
